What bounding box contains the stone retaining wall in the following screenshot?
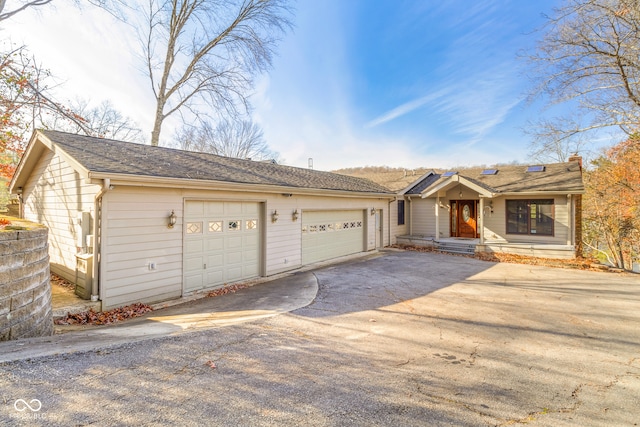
[0,225,53,341]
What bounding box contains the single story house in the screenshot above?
[10,130,399,309]
[10,130,584,310]
[396,161,584,259]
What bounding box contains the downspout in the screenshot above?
[479,197,485,244]
[435,195,440,240]
[407,196,413,235]
[91,178,111,301]
[388,197,394,246]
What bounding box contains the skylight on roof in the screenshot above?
[442,171,458,177]
[526,165,545,172]
[481,169,498,175]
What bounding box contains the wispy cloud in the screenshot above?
[365,89,450,128]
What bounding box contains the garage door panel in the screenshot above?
[243,203,259,215]
[226,250,243,264]
[205,202,225,216]
[185,239,204,254]
[185,201,204,216]
[185,274,204,290]
[185,256,204,271]
[302,210,365,265]
[184,201,261,293]
[226,235,243,250]
[207,270,224,285]
[206,238,224,251]
[225,202,243,215]
[207,253,223,266]
[226,266,243,281]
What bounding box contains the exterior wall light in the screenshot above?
[292,209,299,222]
[370,207,376,216]
[168,210,177,228]
[272,210,279,223]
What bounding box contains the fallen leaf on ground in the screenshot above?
[54,303,153,325]
[206,283,249,298]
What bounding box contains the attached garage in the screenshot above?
[12,130,395,310]
[184,201,261,293]
[302,210,365,264]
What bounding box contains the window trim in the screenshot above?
[505,199,555,237]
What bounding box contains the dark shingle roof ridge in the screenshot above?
[40,130,392,194]
[400,159,583,196]
[404,172,441,195]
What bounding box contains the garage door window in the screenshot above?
[246,219,258,230]
[186,222,202,234]
[302,221,363,234]
[208,221,223,232]
[228,220,241,231]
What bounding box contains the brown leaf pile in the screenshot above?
[206,283,249,298]
[474,252,597,270]
[54,303,153,325]
[51,273,75,289]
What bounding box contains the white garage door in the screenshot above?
[302,210,365,265]
[184,201,261,293]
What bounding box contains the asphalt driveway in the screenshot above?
[1,250,639,426]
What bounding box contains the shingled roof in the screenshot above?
[35,130,392,194]
[404,162,584,195]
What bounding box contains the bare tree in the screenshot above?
[119,0,293,147]
[175,118,279,161]
[0,0,52,21]
[0,47,92,145]
[47,99,143,143]
[526,0,640,161]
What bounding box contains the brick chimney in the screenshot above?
[568,153,583,170]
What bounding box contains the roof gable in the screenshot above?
[13,130,393,195]
[405,162,584,197]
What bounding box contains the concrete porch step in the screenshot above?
[435,240,477,255]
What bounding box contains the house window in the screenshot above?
[506,199,554,236]
[397,200,405,225]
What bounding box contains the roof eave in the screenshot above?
[10,130,91,194]
[88,172,396,199]
[496,189,585,196]
[420,175,494,198]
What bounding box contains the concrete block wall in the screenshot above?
[0,226,53,341]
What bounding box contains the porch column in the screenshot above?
[435,196,440,239]
[479,197,485,244]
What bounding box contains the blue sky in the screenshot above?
[4,0,559,170]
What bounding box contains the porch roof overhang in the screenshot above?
[420,175,494,199]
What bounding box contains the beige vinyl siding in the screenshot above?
[410,198,437,237]
[22,150,100,283]
[482,195,570,245]
[101,188,183,309]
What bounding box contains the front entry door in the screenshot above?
[454,200,477,238]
